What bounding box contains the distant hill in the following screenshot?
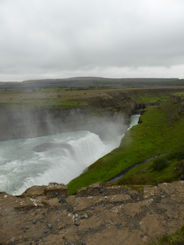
[0,77,183,90]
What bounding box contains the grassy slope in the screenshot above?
[117,95,184,185]
[68,92,184,194]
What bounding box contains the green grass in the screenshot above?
[173,92,184,97]
[116,155,180,186]
[149,226,184,245]
[68,95,184,194]
[118,149,184,186]
[26,99,87,108]
[132,92,169,104]
[0,88,90,108]
[0,97,87,108]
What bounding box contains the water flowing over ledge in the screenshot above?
[0,114,140,195]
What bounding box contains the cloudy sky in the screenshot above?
[0,0,184,81]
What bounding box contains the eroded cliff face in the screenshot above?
[1,181,184,245]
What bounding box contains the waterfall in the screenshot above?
[0,114,140,195]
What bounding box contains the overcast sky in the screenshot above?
[0,0,184,81]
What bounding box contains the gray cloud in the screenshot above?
[0,0,184,81]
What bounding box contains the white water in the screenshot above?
[0,114,140,195]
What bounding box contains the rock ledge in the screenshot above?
[1,181,184,245]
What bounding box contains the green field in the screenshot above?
[0,90,88,108]
[68,92,184,194]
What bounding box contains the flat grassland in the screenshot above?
[0,86,181,107]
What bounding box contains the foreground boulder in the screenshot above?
[22,183,68,198]
[0,181,184,245]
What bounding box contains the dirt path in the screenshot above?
[108,153,166,183]
[0,181,184,245]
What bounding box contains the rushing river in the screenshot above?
[0,114,140,195]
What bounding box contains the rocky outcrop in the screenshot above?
[1,181,184,245]
[22,183,68,198]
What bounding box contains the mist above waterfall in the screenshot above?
[0,104,127,141]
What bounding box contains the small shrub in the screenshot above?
[168,151,184,161]
[152,158,169,171]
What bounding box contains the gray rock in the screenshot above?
[180,174,184,180]
[73,213,80,226]
[47,223,52,229]
[81,213,89,219]
[59,197,66,203]
[32,219,37,224]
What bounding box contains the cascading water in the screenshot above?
[0,114,140,195]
